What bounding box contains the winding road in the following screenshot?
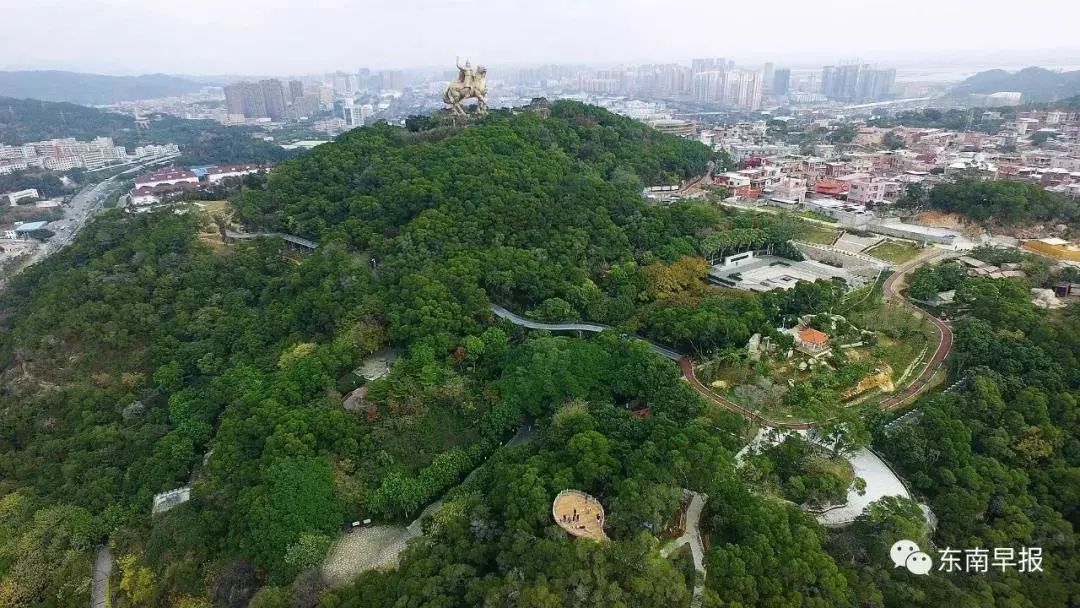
[879,251,956,410]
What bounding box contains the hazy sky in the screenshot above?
[3,0,1080,75]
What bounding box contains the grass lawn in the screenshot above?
[807,454,854,486]
[799,210,839,224]
[799,223,840,245]
[866,240,923,264]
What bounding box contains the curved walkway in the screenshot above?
[879,251,955,410]
[493,246,952,425]
[735,428,914,527]
[491,305,682,361]
[660,491,707,606]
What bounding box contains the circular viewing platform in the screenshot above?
[553,490,609,542]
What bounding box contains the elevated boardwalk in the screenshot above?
[490,304,681,361]
[224,230,318,250]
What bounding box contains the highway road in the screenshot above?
[5,157,176,283]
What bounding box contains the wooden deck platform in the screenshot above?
[553,490,609,542]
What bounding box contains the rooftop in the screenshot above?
[13,221,48,232]
[798,327,829,345]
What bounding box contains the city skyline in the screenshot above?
[3,0,1080,75]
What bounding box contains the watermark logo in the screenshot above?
[938,547,1043,573]
[889,541,1043,575]
[890,539,932,575]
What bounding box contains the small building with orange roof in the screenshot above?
[795,327,830,354]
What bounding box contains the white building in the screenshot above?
[3,188,39,206]
[769,177,807,205]
[805,198,874,226]
[847,177,900,205]
[206,164,267,183]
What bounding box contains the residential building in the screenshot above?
[288,80,305,102]
[260,79,288,120]
[133,167,199,189]
[769,177,807,204]
[847,176,900,204]
[772,69,791,96]
[3,188,39,206]
[206,163,268,183]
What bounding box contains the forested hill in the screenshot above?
[0,70,204,105]
[952,66,1080,103]
[4,101,1078,607]
[232,101,715,340]
[0,96,292,165]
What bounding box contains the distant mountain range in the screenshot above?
[0,71,206,105]
[952,67,1080,103]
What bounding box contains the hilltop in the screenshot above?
[1,102,1078,608]
[952,66,1080,102]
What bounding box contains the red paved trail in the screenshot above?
[877,254,954,410]
[679,357,814,429]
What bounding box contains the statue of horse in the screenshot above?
[443,66,487,116]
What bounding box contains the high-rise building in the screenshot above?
[773,69,791,96]
[241,82,267,118]
[856,68,896,101]
[837,64,862,100]
[224,83,245,115]
[761,62,774,95]
[338,98,364,127]
[260,79,288,120]
[692,71,725,104]
[380,70,407,90]
[288,80,304,102]
[820,63,897,101]
[821,66,838,97]
[822,64,864,101]
[721,70,762,109]
[691,58,726,75]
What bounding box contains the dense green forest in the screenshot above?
[0,96,293,165]
[1,101,1078,608]
[900,178,1080,225]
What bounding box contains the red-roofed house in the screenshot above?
[795,327,830,354]
[129,181,200,206]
